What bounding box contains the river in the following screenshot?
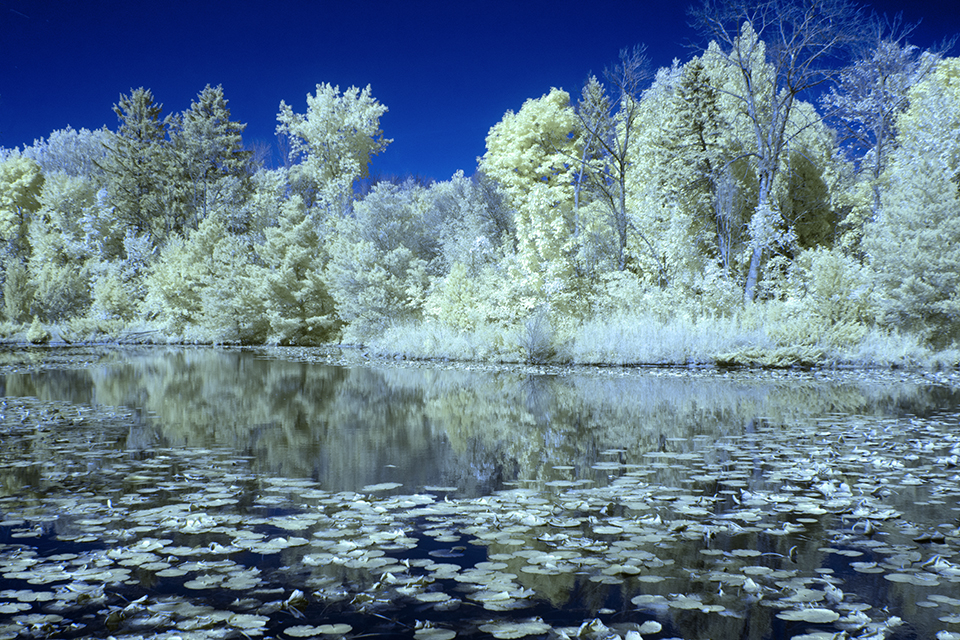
[0,346,959,639]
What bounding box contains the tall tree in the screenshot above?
[479,88,582,303]
[275,83,390,213]
[167,85,253,234]
[575,46,653,275]
[672,58,746,276]
[629,58,748,286]
[100,88,170,240]
[820,16,947,243]
[864,57,960,345]
[690,0,865,301]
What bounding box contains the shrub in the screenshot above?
[3,258,33,324]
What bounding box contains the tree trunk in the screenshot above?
[743,245,762,302]
[744,172,775,303]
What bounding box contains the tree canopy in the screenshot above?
[1,1,958,363]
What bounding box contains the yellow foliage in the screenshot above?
[0,156,43,248]
[480,88,580,299]
[90,266,139,322]
[426,262,494,331]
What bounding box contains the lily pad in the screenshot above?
[776,608,840,623]
[478,619,552,639]
[314,623,353,634]
[362,483,403,492]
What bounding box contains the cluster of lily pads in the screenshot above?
[3,386,960,640]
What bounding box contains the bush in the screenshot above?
[3,258,33,324]
[26,316,49,344]
[519,306,555,364]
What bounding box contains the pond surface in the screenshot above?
[2,347,960,640]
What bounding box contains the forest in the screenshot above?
[1,0,959,368]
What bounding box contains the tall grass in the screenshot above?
[363,306,959,370]
[7,301,957,371]
[563,312,769,365]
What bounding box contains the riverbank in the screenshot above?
[3,306,959,372]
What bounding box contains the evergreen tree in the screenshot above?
[254,196,339,345]
[100,88,170,240]
[167,85,253,234]
[865,58,960,345]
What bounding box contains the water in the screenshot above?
[1,346,960,639]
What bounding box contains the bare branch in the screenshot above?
[688,0,866,301]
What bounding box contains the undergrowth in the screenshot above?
[6,307,958,371]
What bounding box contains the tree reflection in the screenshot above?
[1,348,953,498]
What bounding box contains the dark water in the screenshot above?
[1,346,960,639]
[1,346,953,497]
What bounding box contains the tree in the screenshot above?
[690,0,865,301]
[23,126,110,178]
[420,172,519,333]
[99,88,170,239]
[167,85,253,234]
[575,46,654,275]
[255,196,340,345]
[276,83,391,213]
[627,58,748,293]
[0,154,43,256]
[28,214,91,322]
[864,57,960,345]
[142,213,263,342]
[27,172,101,321]
[820,16,947,247]
[479,88,583,310]
[325,180,439,337]
[672,59,744,266]
[429,170,513,274]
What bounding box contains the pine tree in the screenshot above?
[100,88,170,240]
[254,196,339,345]
[865,58,960,345]
[167,85,253,234]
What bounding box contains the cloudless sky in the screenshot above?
[2,0,958,181]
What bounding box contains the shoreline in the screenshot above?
[2,340,959,391]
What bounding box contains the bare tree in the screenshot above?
[689,0,866,301]
[821,14,952,218]
[575,46,663,281]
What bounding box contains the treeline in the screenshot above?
[1,1,959,366]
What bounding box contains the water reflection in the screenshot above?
[3,347,960,639]
[1,346,954,499]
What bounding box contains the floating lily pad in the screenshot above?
[362,483,403,492]
[638,621,662,634]
[776,608,840,623]
[478,619,551,639]
[286,625,325,637]
[414,629,457,640]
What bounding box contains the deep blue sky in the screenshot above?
[2,0,958,181]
